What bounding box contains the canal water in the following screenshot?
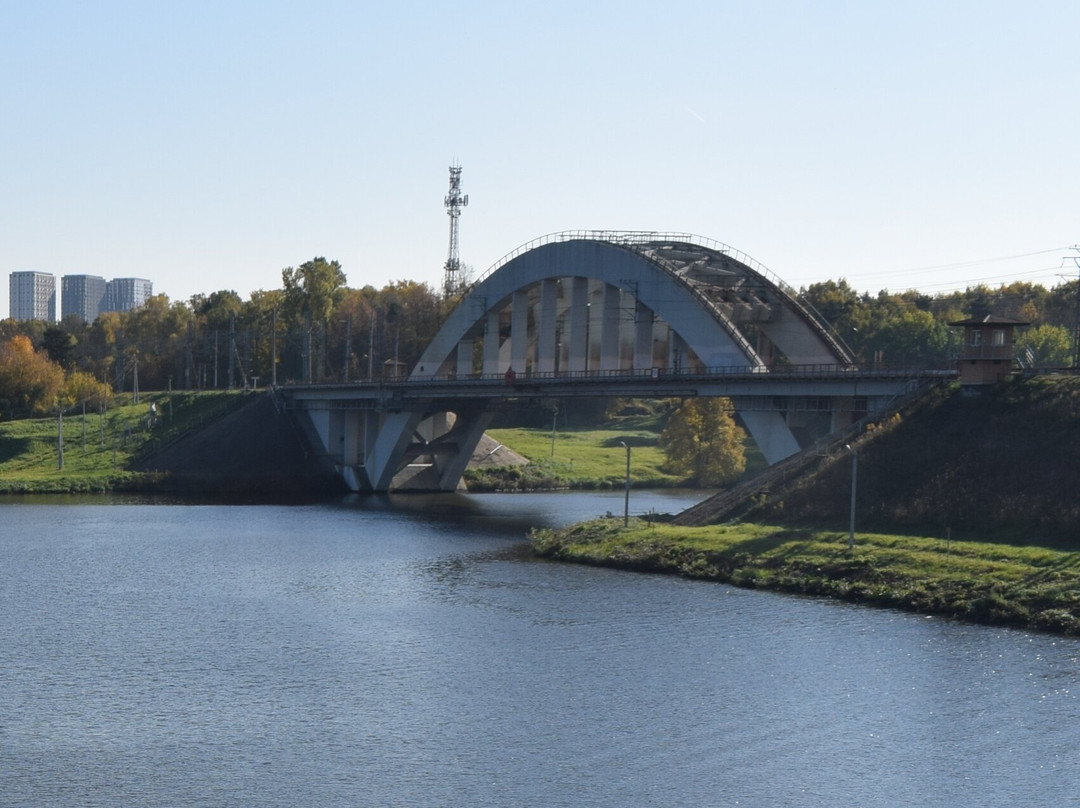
[1,491,1077,806]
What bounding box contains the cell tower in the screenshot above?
[443,163,468,297]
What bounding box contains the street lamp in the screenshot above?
[845,443,858,550]
[620,441,631,526]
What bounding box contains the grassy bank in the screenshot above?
[465,425,689,491]
[0,391,246,493]
[530,519,1080,635]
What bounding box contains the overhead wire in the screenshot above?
[836,247,1076,294]
[861,246,1070,278]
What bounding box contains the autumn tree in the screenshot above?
[0,335,66,417]
[63,370,114,410]
[660,397,747,486]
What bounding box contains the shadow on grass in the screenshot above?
[722,529,820,557]
[599,434,658,448]
[0,437,33,464]
[609,413,666,431]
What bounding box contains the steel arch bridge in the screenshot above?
[282,232,917,492]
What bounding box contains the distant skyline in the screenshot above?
[2,1,1077,317]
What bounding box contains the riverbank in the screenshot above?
[530,518,1080,636]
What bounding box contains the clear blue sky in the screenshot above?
[2,1,1077,316]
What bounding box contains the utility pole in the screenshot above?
[550,403,558,457]
[846,443,858,550]
[344,314,352,383]
[185,320,194,390]
[304,312,313,384]
[228,313,236,389]
[271,308,278,387]
[1070,245,1080,369]
[367,308,376,379]
[57,408,63,470]
[620,441,631,526]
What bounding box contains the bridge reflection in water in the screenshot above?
[276,232,949,492]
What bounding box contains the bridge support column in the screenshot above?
[435,409,496,491]
[737,410,802,465]
[342,410,361,467]
[366,410,425,491]
[537,278,558,374]
[600,284,621,371]
[669,331,688,372]
[568,277,589,373]
[456,339,473,377]
[634,301,654,370]
[511,288,529,374]
[483,311,501,375]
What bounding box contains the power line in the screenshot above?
[855,246,1071,281]
[893,264,1071,292]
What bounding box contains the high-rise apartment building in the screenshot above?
[104,277,153,313]
[61,274,107,322]
[9,271,56,321]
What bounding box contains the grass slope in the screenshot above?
[749,377,1080,544]
[0,391,245,493]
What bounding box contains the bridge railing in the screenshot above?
[472,231,778,289]
[285,363,954,391]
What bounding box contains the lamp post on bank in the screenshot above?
[620,441,631,526]
[846,443,858,550]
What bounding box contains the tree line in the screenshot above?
[1,258,1077,418]
[0,257,450,417]
[802,278,1079,367]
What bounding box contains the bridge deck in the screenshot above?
[281,364,954,408]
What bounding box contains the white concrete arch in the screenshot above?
[412,238,760,380]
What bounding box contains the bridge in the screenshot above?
[277,231,944,492]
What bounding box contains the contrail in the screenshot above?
[685,107,707,124]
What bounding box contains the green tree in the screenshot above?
[42,326,78,369]
[802,279,863,327]
[193,289,244,332]
[122,295,192,389]
[866,306,953,367]
[243,288,286,384]
[1016,324,1073,367]
[660,397,747,486]
[282,257,347,382]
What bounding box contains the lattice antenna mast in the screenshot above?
[443,163,469,296]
